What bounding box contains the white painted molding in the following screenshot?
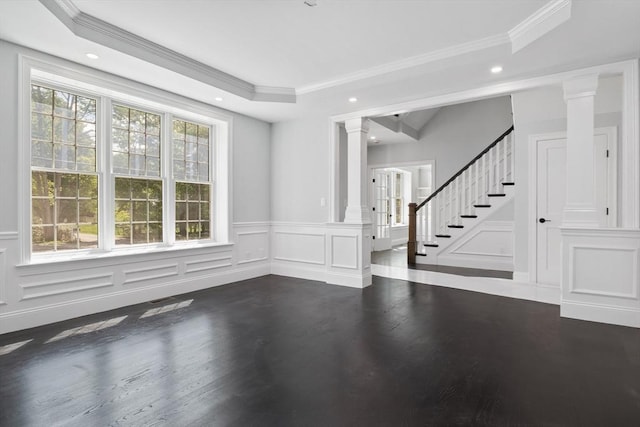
[122,264,179,286]
[330,60,637,123]
[0,232,18,240]
[508,0,572,53]
[1,264,270,334]
[372,264,560,305]
[297,33,510,94]
[561,301,640,328]
[0,249,6,305]
[20,273,114,301]
[37,0,296,103]
[184,256,233,274]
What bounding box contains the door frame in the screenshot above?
[527,127,618,284]
[368,160,435,251]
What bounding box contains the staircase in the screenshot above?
[408,126,515,265]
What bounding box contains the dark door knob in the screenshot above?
[539,218,549,223]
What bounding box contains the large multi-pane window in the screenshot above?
[173,119,212,241]
[30,85,98,252]
[111,104,164,246]
[29,82,217,256]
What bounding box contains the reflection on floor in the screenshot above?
[372,245,513,279]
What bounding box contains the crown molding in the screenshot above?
[509,0,572,53]
[296,33,510,95]
[38,0,296,103]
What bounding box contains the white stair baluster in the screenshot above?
[509,134,515,183]
[475,160,480,206]
[502,138,508,184]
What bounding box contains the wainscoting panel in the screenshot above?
[21,273,114,301]
[437,221,514,271]
[0,224,270,334]
[0,248,6,305]
[273,230,325,265]
[561,228,640,328]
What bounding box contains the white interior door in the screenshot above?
[536,128,616,285]
[373,171,392,251]
[536,138,566,285]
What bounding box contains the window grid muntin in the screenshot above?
[175,182,211,241]
[31,84,97,172]
[28,77,222,259]
[172,119,211,182]
[114,177,163,245]
[112,104,161,177]
[31,171,99,252]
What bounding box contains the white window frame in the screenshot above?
[18,55,232,264]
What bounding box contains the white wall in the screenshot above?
[368,96,513,188]
[271,115,330,223]
[0,41,272,333]
[511,76,623,276]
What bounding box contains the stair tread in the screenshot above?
[487,193,506,197]
[502,182,515,186]
[460,215,478,218]
[415,253,427,257]
[474,204,491,208]
[423,243,439,247]
[435,234,451,238]
[447,225,464,228]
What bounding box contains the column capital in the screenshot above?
[563,73,599,101]
[345,117,370,134]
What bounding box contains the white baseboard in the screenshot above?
[512,271,530,282]
[372,264,559,305]
[0,264,270,334]
[326,270,372,288]
[434,254,513,272]
[561,300,640,328]
[392,238,408,246]
[270,261,326,283]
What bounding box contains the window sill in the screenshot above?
[18,241,234,269]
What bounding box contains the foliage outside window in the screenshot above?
[173,119,212,241]
[31,85,98,252]
[29,82,217,256]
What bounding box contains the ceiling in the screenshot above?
[0,0,639,123]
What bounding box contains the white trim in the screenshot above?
[19,54,233,264]
[38,0,295,103]
[561,300,640,328]
[528,127,619,285]
[297,34,509,95]
[331,60,636,123]
[621,60,640,228]
[329,60,638,227]
[0,232,18,240]
[508,0,572,54]
[371,264,560,305]
[0,264,270,334]
[0,249,6,306]
[270,261,327,282]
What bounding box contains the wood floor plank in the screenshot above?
[1,274,639,426]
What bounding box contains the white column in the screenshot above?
[344,118,371,224]
[562,74,599,227]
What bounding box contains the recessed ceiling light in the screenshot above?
[85,53,99,60]
[215,97,223,102]
[369,136,376,140]
[491,65,503,74]
[348,97,358,103]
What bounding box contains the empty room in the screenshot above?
[1,1,639,425]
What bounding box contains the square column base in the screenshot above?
[325,222,372,288]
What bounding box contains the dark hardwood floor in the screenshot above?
[1,274,639,426]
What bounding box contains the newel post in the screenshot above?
[408,202,417,265]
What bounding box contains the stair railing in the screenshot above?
[408,125,515,264]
